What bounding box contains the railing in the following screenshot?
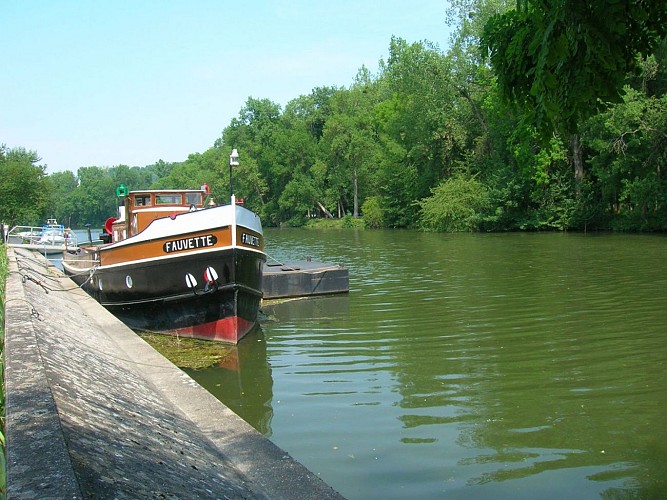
[4,225,78,254]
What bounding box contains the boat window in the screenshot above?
[134,194,152,207]
[156,194,183,205]
[185,193,203,206]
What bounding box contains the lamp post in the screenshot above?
[229,148,239,201]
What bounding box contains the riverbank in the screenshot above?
[0,245,6,497]
[3,247,343,498]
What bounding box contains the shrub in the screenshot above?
[361,196,384,228]
[418,174,490,232]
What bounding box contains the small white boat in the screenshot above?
[4,218,78,254]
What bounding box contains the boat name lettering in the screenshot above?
[163,235,218,253]
[241,233,260,247]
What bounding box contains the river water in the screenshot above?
[182,229,665,498]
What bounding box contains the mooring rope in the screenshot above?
[8,252,175,369]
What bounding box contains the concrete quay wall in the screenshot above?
[3,247,344,499]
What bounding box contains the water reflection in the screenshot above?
[262,294,351,323]
[191,230,667,499]
[184,328,274,436]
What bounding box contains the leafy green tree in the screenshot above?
[272,113,320,193]
[374,137,417,227]
[378,38,465,196]
[283,86,338,141]
[108,164,153,191]
[373,36,496,228]
[632,39,667,98]
[222,98,282,190]
[278,174,319,226]
[232,154,268,214]
[145,159,177,185]
[153,148,228,206]
[584,87,667,230]
[72,166,118,226]
[46,170,79,226]
[322,87,379,219]
[0,146,51,226]
[481,0,667,136]
[445,0,514,164]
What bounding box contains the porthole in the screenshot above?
[126,275,133,288]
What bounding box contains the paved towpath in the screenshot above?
[4,247,343,499]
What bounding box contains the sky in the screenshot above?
[1,1,452,174]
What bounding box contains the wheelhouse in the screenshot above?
[109,189,208,243]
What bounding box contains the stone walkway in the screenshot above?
[4,247,343,499]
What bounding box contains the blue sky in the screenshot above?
[2,1,452,173]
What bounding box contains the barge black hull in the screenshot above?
[65,248,265,343]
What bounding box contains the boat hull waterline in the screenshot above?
[65,246,264,343]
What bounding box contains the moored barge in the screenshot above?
[62,186,265,343]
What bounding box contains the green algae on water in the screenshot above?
[138,332,237,369]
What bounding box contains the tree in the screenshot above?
[46,170,79,226]
[283,86,338,141]
[278,174,319,226]
[482,0,667,136]
[153,148,228,205]
[221,97,284,220]
[72,166,118,226]
[378,37,465,196]
[146,159,177,184]
[0,145,50,226]
[321,81,380,219]
[584,87,667,230]
[446,0,512,129]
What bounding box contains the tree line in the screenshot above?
[2,0,666,232]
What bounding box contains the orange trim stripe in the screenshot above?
[100,227,233,266]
